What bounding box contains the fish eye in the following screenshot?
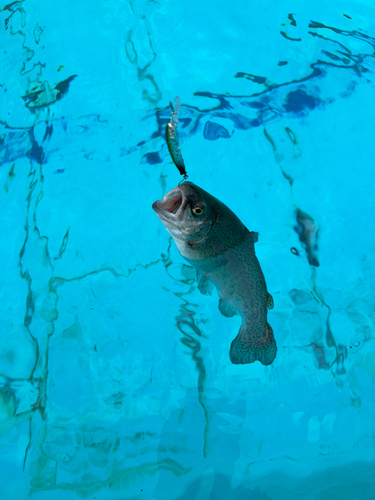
[192,205,205,215]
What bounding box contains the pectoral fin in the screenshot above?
[196,268,202,283]
[197,272,214,296]
[218,299,237,317]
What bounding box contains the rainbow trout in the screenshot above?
[152,182,276,366]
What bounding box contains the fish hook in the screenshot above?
[178,173,188,187]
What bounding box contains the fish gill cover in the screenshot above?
[0,0,375,499]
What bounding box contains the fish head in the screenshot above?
[152,182,216,245]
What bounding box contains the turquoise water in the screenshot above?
[1,0,375,498]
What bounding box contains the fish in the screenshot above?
[152,182,277,366]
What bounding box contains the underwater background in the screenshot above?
[1,0,375,498]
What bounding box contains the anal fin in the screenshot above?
[218,299,237,317]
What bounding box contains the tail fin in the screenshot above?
[229,324,277,366]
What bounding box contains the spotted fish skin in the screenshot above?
[152,182,276,366]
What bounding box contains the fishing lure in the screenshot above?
[165,96,188,180]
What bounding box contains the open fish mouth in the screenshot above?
[152,186,186,220]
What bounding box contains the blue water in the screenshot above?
[1,0,375,498]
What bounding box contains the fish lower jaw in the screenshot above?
[154,186,186,216]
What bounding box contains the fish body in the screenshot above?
[152,182,276,366]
